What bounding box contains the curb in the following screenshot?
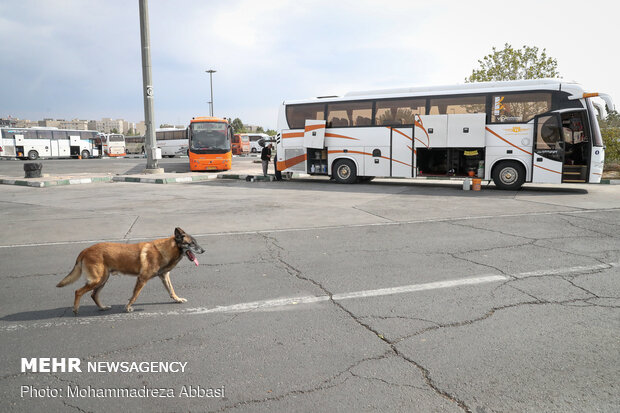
[0,176,112,188]
[112,175,218,184]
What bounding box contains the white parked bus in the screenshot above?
[241,133,270,153]
[275,79,614,189]
[0,127,101,160]
[103,133,126,156]
[156,128,188,157]
[125,135,145,154]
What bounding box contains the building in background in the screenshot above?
[3,117,169,136]
[59,119,88,130]
[38,118,62,128]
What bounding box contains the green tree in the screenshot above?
[231,118,246,133]
[110,128,119,134]
[265,129,277,136]
[599,110,620,128]
[256,126,265,133]
[465,43,559,83]
[600,111,620,164]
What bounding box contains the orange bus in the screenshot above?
[232,134,250,155]
[188,117,233,171]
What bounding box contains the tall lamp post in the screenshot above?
[206,69,216,116]
[138,0,162,173]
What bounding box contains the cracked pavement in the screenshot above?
[0,177,619,412]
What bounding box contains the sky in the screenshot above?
[0,0,618,130]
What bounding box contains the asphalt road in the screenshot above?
[0,156,260,177]
[0,171,619,412]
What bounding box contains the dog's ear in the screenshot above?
[174,227,185,240]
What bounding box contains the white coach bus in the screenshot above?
[275,79,614,189]
[102,133,126,157]
[156,128,188,157]
[0,127,101,160]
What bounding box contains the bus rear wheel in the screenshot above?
[492,161,525,190]
[28,150,39,160]
[333,159,357,184]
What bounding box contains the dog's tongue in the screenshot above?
[187,251,199,266]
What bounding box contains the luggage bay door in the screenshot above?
[303,120,326,149]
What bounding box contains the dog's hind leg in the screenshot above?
[159,272,187,303]
[91,271,111,311]
[73,281,99,315]
[125,278,148,313]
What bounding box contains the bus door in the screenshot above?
[50,139,59,157]
[532,114,563,184]
[559,109,591,183]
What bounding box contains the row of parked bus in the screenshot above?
[2,79,613,189]
[125,130,270,157]
[0,128,125,160]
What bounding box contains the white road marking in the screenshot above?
[1,264,615,332]
[1,275,508,331]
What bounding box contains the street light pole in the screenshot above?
[206,69,216,116]
[139,0,162,172]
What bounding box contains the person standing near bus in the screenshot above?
[261,144,272,176]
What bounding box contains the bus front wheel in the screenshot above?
[492,161,525,190]
[333,159,357,184]
[28,150,39,160]
[81,150,90,159]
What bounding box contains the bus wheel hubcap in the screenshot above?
[339,166,350,179]
[501,168,517,184]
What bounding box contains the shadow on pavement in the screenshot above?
[0,301,184,321]
[193,177,589,197]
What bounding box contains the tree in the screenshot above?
[465,43,559,83]
[265,129,277,136]
[256,126,265,133]
[599,110,620,128]
[231,118,245,133]
[600,111,620,164]
[110,128,119,134]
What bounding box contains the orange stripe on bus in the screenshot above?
[387,127,412,142]
[485,127,532,155]
[325,133,359,140]
[282,132,304,139]
[534,164,562,174]
[388,126,428,148]
[277,153,307,170]
[304,124,325,132]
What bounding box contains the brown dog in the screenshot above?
[57,228,205,314]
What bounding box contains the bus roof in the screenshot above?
[190,116,229,124]
[283,79,591,105]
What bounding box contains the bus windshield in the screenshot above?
[190,122,230,151]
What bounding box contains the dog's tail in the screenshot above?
[57,256,83,288]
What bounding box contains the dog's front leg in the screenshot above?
[126,277,149,313]
[159,272,187,303]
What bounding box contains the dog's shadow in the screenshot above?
[1,302,177,322]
